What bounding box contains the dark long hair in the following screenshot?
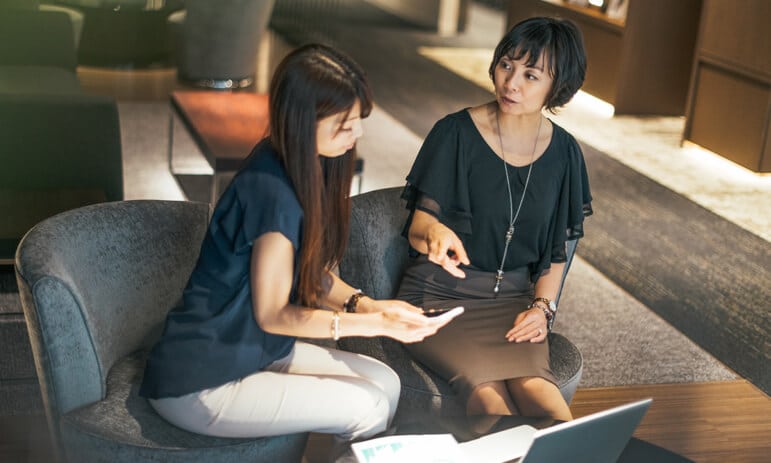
[489,17,586,112]
[269,44,373,307]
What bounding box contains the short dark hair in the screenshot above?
[489,17,586,112]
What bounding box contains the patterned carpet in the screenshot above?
[578,144,771,393]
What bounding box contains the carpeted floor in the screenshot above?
[578,143,770,392]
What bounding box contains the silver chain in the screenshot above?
[493,110,542,295]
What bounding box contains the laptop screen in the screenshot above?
[519,399,652,463]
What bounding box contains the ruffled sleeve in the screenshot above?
[538,134,592,276]
[401,113,473,237]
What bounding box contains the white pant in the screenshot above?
[149,341,400,441]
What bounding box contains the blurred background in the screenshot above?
[1,1,769,462]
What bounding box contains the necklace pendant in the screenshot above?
[493,269,504,296]
[505,226,514,242]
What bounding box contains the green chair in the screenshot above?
[0,7,81,94]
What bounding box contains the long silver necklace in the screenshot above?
[493,110,542,295]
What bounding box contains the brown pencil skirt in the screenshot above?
[396,255,555,402]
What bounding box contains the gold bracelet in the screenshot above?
[331,311,341,341]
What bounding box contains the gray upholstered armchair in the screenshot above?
[168,0,276,89]
[15,200,309,463]
[337,187,583,420]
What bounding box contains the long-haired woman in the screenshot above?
[140,44,458,443]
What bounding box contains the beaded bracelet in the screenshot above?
[343,289,364,313]
[528,298,556,332]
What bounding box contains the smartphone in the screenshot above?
[423,306,464,322]
[423,307,454,317]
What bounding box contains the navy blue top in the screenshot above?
[140,140,302,399]
[402,110,592,282]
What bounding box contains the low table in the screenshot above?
[168,90,269,203]
[169,90,365,203]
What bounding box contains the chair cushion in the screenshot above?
[59,352,308,463]
[548,331,583,401]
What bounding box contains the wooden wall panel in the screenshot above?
[506,0,700,115]
[689,66,769,172]
[683,0,770,172]
[615,0,701,115]
[698,0,771,78]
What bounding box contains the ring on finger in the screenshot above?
[537,328,542,336]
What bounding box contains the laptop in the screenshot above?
[351,399,652,462]
[458,398,652,463]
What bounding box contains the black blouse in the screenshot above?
[402,110,592,282]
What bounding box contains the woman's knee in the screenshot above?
[506,377,571,419]
[377,363,401,404]
[467,381,518,415]
[350,354,401,412]
[508,376,555,396]
[342,382,392,440]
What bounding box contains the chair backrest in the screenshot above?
[339,187,578,303]
[339,187,411,298]
[15,200,210,427]
[0,9,77,71]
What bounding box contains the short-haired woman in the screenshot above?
[397,17,593,421]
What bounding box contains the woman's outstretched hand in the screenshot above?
[424,222,470,278]
[369,299,461,343]
[408,210,470,278]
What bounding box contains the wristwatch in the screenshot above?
[531,297,557,332]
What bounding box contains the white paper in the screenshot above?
[351,433,465,462]
[350,424,537,463]
[458,425,537,463]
